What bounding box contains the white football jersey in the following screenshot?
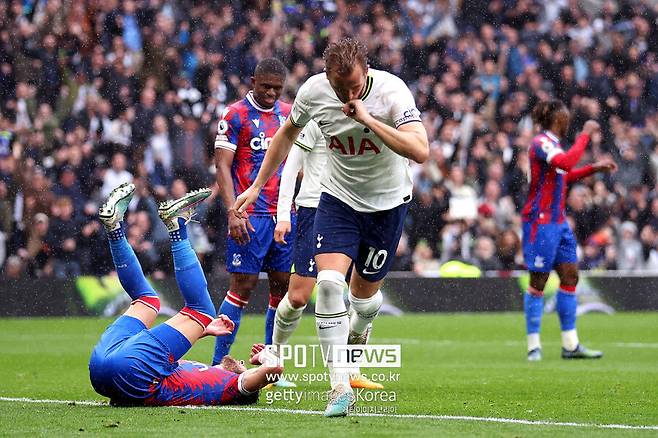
[277,120,327,222]
[289,68,422,212]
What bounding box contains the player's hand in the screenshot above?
[250,343,266,365]
[203,314,235,337]
[582,120,601,136]
[594,157,618,173]
[343,99,372,125]
[274,220,291,244]
[233,185,260,217]
[228,212,254,245]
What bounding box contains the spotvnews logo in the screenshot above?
[262,344,401,368]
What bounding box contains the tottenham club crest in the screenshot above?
[316,234,324,249]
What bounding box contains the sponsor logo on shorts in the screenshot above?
[362,268,381,275]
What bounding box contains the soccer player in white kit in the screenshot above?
[233,37,429,417]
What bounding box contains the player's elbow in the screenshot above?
[412,142,429,163]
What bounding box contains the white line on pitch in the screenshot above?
[295,336,658,348]
[1,396,657,431]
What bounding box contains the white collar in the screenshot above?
[246,91,273,112]
[544,130,560,143]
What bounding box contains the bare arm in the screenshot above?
[215,148,254,244]
[214,148,237,210]
[344,100,429,163]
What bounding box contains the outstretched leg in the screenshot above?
[99,183,161,326]
[148,188,217,361]
[90,183,160,397]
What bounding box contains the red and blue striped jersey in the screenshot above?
[215,91,291,216]
[522,131,568,224]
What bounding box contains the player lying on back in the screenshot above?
[88,183,282,406]
[272,119,382,390]
[522,100,617,361]
[233,37,428,417]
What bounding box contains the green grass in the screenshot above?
[1,313,657,437]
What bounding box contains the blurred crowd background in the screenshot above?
[0,0,657,279]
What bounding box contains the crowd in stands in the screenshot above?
[0,0,657,278]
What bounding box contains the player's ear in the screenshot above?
[250,76,256,87]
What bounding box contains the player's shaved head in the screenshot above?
[254,58,287,80]
[251,58,286,109]
[323,37,368,76]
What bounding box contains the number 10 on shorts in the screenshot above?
[363,246,387,274]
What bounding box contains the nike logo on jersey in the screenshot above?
[318,120,330,126]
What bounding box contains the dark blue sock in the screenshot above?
[170,224,214,317]
[108,226,157,300]
[212,292,245,365]
[556,290,577,331]
[524,291,544,335]
[265,306,276,345]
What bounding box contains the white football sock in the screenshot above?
[315,269,350,390]
[273,294,306,346]
[561,329,579,351]
[527,333,541,352]
[348,289,383,335]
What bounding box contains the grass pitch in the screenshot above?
[1,312,657,437]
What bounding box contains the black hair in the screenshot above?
[531,99,567,131]
[253,58,287,79]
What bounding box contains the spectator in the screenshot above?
[46,197,81,278]
[144,114,173,192]
[18,213,52,277]
[52,166,85,214]
[639,225,658,271]
[0,0,655,277]
[471,236,502,271]
[172,115,208,189]
[101,152,133,199]
[617,221,642,270]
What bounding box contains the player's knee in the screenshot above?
[349,289,383,317]
[562,274,579,288]
[288,294,308,309]
[317,270,346,293]
[316,270,346,307]
[231,275,258,297]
